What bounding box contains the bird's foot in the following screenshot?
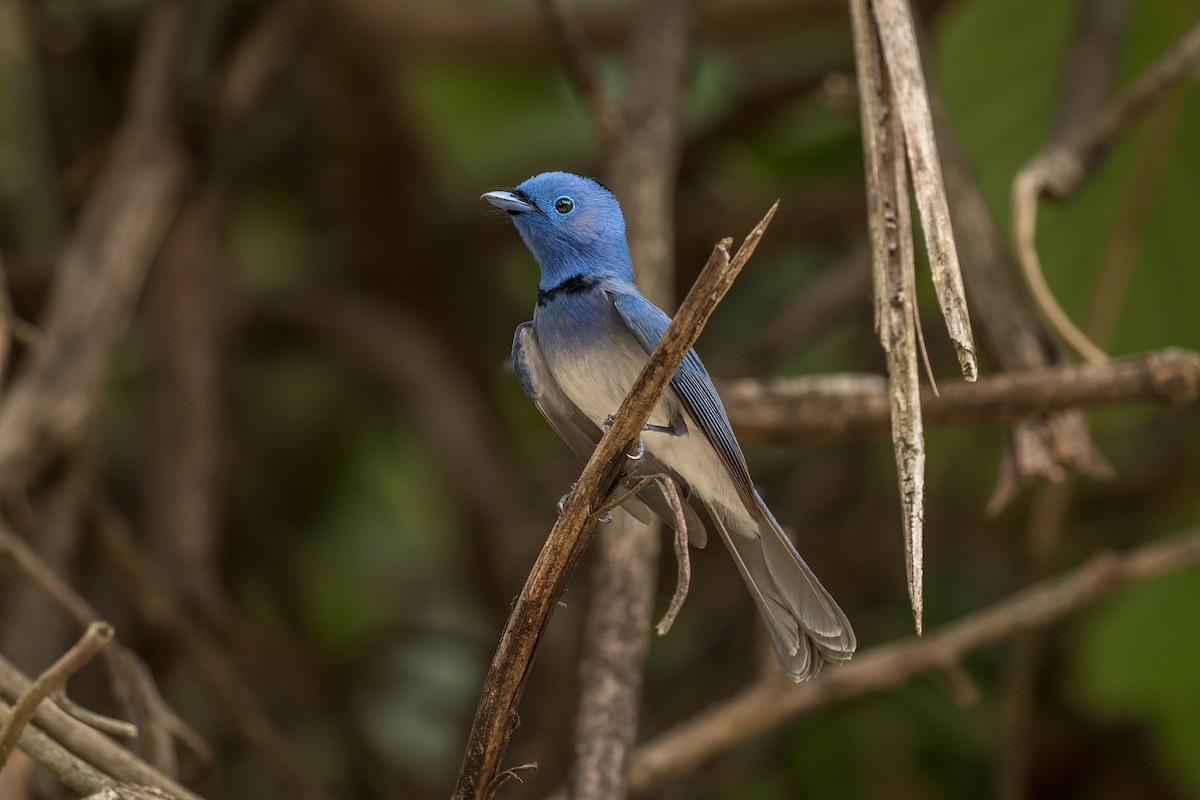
[601,413,646,461]
[556,482,577,516]
[558,483,613,523]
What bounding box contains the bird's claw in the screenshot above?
[602,413,645,461]
[597,510,613,524]
[556,482,578,516]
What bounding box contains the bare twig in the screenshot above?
[849,0,925,630]
[0,641,202,797]
[652,476,691,637]
[51,693,138,740]
[0,622,113,770]
[626,525,1200,795]
[724,348,1200,445]
[0,702,127,798]
[452,205,777,800]
[1012,20,1200,363]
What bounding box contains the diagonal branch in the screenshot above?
[0,622,114,771]
[452,203,777,800]
[1012,20,1200,364]
[625,524,1200,795]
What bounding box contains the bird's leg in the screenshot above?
[556,482,575,516]
[602,412,686,461]
[591,473,692,635]
[558,482,614,524]
[594,475,660,518]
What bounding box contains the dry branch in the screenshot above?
[1012,19,1200,363]
[870,0,977,381]
[452,205,777,800]
[625,525,1200,795]
[0,704,126,798]
[0,655,202,800]
[0,622,113,770]
[849,0,925,630]
[724,348,1200,445]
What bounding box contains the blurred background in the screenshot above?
[0,0,1198,798]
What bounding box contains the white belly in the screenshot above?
[542,326,755,529]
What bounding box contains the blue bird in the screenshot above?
[483,172,855,681]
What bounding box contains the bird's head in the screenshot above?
[482,172,634,289]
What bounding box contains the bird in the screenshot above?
[482,171,855,681]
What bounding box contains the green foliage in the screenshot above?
[1073,569,1200,794]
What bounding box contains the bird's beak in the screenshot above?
[481,189,539,215]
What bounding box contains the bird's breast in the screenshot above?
[534,291,652,427]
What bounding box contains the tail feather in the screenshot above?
[708,498,856,681]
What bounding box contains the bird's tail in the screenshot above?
[710,497,856,681]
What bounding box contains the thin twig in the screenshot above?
[1011,19,1200,363]
[625,524,1200,795]
[723,348,1200,446]
[452,204,777,800]
[0,622,114,771]
[0,701,127,798]
[653,476,691,637]
[51,693,138,740]
[0,655,202,800]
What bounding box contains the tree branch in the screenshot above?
[0,654,202,800]
[0,622,114,771]
[452,204,777,800]
[723,348,1200,446]
[626,524,1200,795]
[1012,19,1200,363]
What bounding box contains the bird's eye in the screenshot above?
[554,196,574,214]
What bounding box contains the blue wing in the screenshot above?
[606,290,757,507]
